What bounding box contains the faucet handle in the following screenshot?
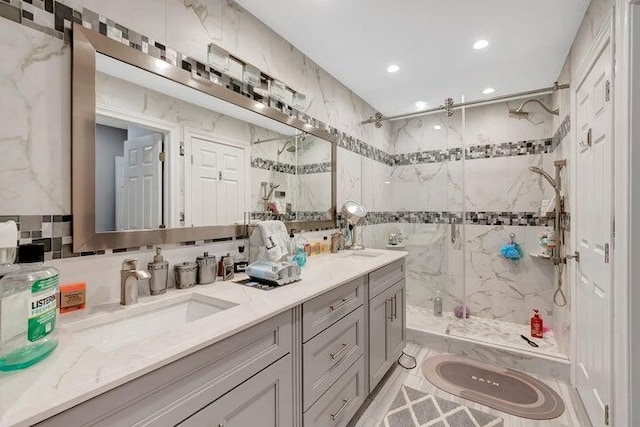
[122,258,139,271]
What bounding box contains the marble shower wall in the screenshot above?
[547,0,614,355]
[378,98,559,327]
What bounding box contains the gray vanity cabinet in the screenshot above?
[178,354,293,426]
[368,274,406,392]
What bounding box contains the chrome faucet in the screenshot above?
[120,258,151,306]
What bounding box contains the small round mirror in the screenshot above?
[341,200,367,225]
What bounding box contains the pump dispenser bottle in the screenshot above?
[148,247,169,295]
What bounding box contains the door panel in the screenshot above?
[368,290,389,392]
[189,134,246,226]
[123,133,163,230]
[575,40,613,426]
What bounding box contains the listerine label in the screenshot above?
[28,275,58,342]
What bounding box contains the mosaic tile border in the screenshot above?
[251,158,332,175]
[249,211,330,222]
[251,157,296,174]
[552,114,571,151]
[360,211,554,227]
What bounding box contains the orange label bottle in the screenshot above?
[531,309,543,338]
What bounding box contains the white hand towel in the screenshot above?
[250,220,289,261]
[0,220,17,264]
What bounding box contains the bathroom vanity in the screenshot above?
[0,250,406,427]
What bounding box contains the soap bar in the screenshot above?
[58,282,86,313]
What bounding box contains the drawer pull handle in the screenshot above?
[330,397,352,421]
[330,343,350,360]
[330,297,351,311]
[387,299,393,320]
[392,294,398,320]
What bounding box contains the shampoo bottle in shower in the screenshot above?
[434,291,443,317]
[531,309,543,338]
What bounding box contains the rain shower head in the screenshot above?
[528,166,558,190]
[509,98,559,120]
[277,140,297,155]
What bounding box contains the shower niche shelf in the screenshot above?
[529,252,552,259]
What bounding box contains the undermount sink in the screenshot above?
[66,294,236,352]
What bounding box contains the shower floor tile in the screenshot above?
[406,305,567,360]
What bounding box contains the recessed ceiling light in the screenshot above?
[415,101,427,109]
[482,87,495,95]
[433,125,442,130]
[473,39,489,50]
[387,64,400,73]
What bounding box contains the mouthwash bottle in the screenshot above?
[0,244,59,371]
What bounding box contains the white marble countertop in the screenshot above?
[0,249,406,427]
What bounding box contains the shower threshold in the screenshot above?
[406,305,570,381]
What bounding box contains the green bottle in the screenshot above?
[0,244,59,371]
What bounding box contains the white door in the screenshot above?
[189,135,246,226]
[123,133,163,230]
[575,39,613,426]
[115,156,125,230]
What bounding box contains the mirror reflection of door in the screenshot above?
[189,134,246,227]
[123,133,163,230]
[95,123,164,232]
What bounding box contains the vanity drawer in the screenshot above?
[369,259,405,300]
[303,276,365,342]
[37,311,292,427]
[303,355,366,427]
[303,306,364,411]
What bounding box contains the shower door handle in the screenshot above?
[451,222,456,244]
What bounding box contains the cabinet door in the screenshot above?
[387,280,406,364]
[369,289,391,392]
[179,354,292,427]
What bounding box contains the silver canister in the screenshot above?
[174,262,197,289]
[196,252,217,285]
[147,247,169,295]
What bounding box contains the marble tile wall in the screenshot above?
[546,0,614,355]
[363,97,564,328]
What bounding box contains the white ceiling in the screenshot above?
[235,0,590,117]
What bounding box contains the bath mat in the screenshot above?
[382,385,503,427]
[422,355,565,420]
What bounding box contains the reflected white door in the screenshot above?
[190,135,246,226]
[115,156,125,230]
[123,133,163,230]
[575,39,613,426]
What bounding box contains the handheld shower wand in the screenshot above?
[529,161,567,307]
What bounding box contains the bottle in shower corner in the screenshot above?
[0,244,59,371]
[531,309,544,338]
[434,291,443,317]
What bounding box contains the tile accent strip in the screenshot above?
[251,158,332,175]
[552,114,571,152]
[361,211,554,227]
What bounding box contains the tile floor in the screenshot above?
[352,343,590,427]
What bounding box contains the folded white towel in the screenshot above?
[250,220,289,261]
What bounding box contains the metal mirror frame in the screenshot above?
[72,24,337,252]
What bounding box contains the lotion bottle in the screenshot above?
[531,309,544,338]
[434,290,443,317]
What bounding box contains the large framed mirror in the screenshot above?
[72,24,337,252]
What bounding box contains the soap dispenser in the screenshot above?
[147,247,169,295]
